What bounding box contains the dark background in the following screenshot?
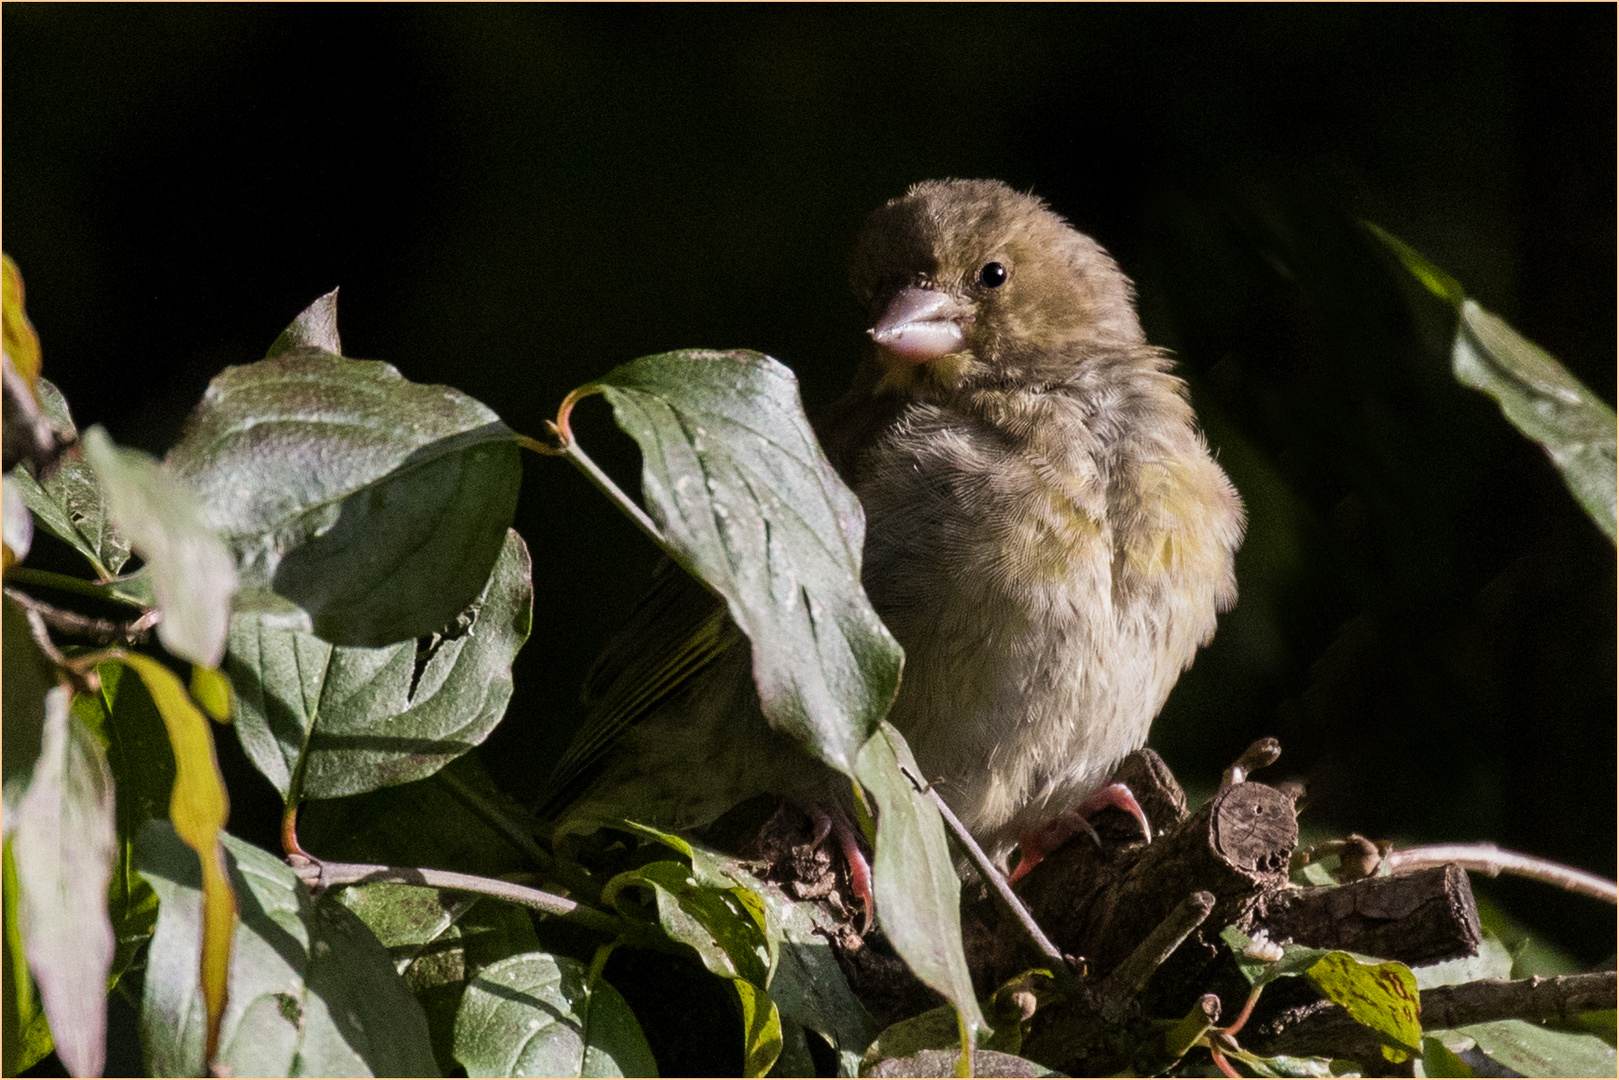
[7,5,1614,965]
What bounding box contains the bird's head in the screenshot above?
[849,179,1145,394]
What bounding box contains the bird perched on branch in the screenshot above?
[547,179,1244,888]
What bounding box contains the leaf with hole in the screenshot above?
[9,380,132,576]
[227,528,532,801]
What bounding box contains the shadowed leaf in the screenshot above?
[166,294,521,646]
[454,951,657,1078]
[228,528,532,801]
[137,822,439,1077]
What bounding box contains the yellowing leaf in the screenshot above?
[1304,951,1422,1063]
[111,651,236,1066]
[2,255,42,391]
[188,665,234,723]
[735,977,784,1078]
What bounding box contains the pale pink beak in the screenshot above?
[868,287,968,363]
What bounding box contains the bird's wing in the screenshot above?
[540,559,743,816]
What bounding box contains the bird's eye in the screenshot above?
[977,262,1008,289]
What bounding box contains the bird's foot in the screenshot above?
[1008,782,1152,884]
[829,813,875,934]
[752,801,875,932]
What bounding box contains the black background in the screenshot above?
[7,4,1614,969]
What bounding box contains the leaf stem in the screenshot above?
[561,438,669,550]
[5,565,142,605]
[3,586,154,644]
[904,765,1073,981]
[288,857,643,942]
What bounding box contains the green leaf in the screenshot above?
[2,254,43,391]
[1457,1019,1617,1078]
[760,889,878,1077]
[2,596,53,832]
[863,1049,1063,1077]
[861,986,1027,1070]
[589,349,903,774]
[453,951,658,1078]
[82,427,237,666]
[604,860,774,989]
[602,850,784,1076]
[854,723,987,1049]
[189,665,233,722]
[3,843,56,1077]
[1451,299,1617,542]
[336,885,541,1074]
[1223,1051,1342,1078]
[112,651,238,1063]
[268,287,341,356]
[736,977,786,1078]
[228,528,533,800]
[10,685,117,1078]
[71,678,164,992]
[1362,222,1466,306]
[1303,951,1421,1063]
[1220,926,1341,989]
[9,380,131,576]
[165,296,521,646]
[1413,932,1515,990]
[1367,225,1617,544]
[618,820,878,1076]
[1420,1036,1478,1078]
[770,1018,818,1079]
[137,821,439,1077]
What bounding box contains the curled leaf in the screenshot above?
[83,428,237,666]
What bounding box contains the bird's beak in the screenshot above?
[868,287,969,364]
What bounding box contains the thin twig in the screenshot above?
[13,603,101,694]
[1262,971,1619,1061]
[1097,891,1216,1017]
[903,765,1073,980]
[1221,737,1281,788]
[287,857,633,940]
[4,586,155,644]
[1384,843,1617,905]
[1420,971,1617,1029]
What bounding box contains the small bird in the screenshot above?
[547,180,1244,888]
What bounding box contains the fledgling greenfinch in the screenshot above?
[548,179,1244,885]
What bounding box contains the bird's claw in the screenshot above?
[1009,782,1153,883]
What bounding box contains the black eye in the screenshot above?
[977,262,1007,289]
